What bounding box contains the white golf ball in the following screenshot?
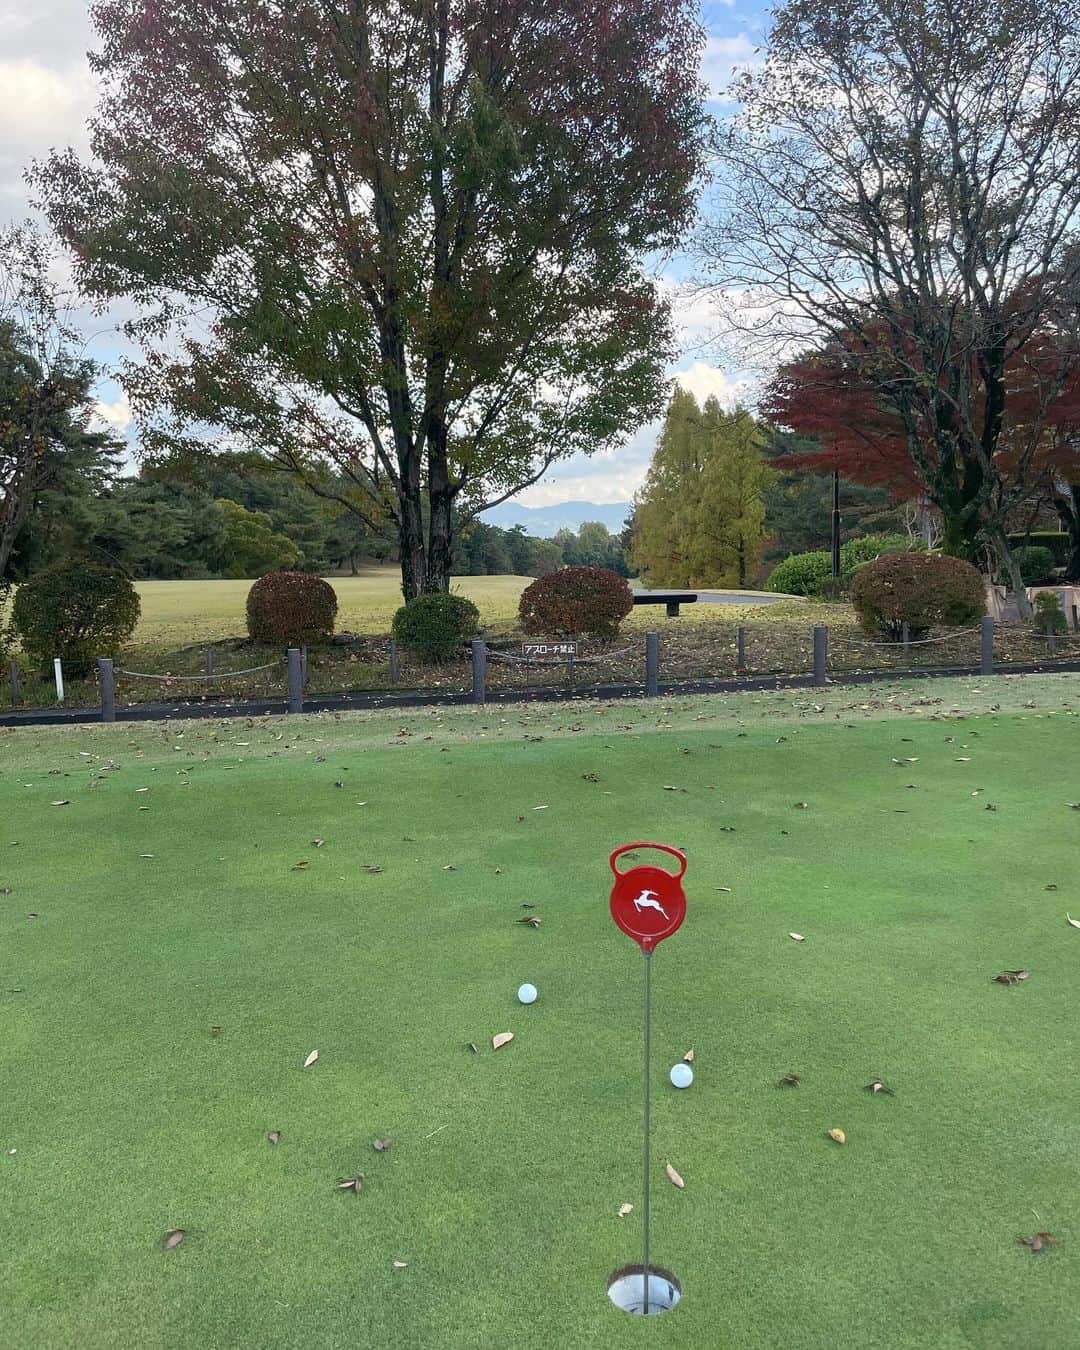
[669,1062,694,1089]
[517,983,538,1005]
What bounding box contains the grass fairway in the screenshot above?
[131,570,534,646]
[2,676,1079,1349]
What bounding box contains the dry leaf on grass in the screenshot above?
[617,1204,634,1218]
[827,1129,846,1145]
[267,1130,281,1145]
[778,1073,801,1087]
[788,932,806,942]
[50,800,70,807]
[682,1049,694,1063]
[392,1260,409,1269]
[793,801,808,809]
[1017,1233,1057,1252]
[312,837,325,847]
[303,1049,319,1068]
[372,1138,393,1152]
[1067,915,1080,930]
[163,1228,185,1250]
[492,1032,514,1051]
[337,1174,364,1195]
[467,1042,479,1054]
[292,861,309,871]
[364,864,384,874]
[665,1163,685,1189]
[992,970,1030,984]
[864,1078,894,1096]
[516,915,541,928]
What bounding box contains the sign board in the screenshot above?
[521,642,579,658]
[609,842,687,953]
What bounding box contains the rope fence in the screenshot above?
[830,627,982,649]
[117,660,283,680]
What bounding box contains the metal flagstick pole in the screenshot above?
[642,948,653,1315]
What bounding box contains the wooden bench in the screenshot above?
[632,591,699,618]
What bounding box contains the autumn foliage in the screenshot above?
[519,566,633,638]
[246,571,337,646]
[850,553,985,639]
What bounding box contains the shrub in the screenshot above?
[246,570,337,645]
[11,559,141,675]
[765,550,832,596]
[839,534,915,571]
[518,566,633,638]
[999,546,1056,587]
[1006,531,1070,569]
[1032,590,1068,635]
[392,592,480,661]
[851,552,986,639]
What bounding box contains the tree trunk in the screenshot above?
[1056,484,1080,583]
[994,529,1033,619]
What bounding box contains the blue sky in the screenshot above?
[0,0,774,505]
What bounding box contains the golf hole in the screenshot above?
[606,1264,682,1316]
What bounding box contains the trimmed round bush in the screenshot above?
[851,552,986,639]
[246,571,337,645]
[765,550,832,596]
[392,592,480,662]
[518,566,633,638]
[12,559,141,676]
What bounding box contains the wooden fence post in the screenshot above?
[287,648,304,713]
[980,616,994,675]
[97,658,116,722]
[813,625,828,687]
[645,631,659,697]
[471,639,487,704]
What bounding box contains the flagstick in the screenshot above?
[642,946,652,1315]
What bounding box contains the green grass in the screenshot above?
[129,569,536,647]
[2,675,1079,1349]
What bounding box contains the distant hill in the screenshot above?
[481,499,632,538]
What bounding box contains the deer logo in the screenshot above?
[631,888,671,921]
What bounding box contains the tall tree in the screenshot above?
[0,224,120,586]
[35,0,706,600]
[701,0,1080,612]
[630,389,773,586]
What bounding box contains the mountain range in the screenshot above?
[481,499,632,538]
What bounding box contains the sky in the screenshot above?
[0,0,773,507]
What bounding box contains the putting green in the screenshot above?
[1,676,1078,1348]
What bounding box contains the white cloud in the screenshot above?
[674,360,756,408]
[0,57,95,164]
[700,34,762,102]
[93,390,132,434]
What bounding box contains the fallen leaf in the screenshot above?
[617,1203,634,1218]
[778,1073,801,1087]
[955,756,971,762]
[665,1163,685,1189]
[267,1130,281,1145]
[532,805,548,810]
[1044,884,1058,891]
[312,837,325,847]
[992,970,1031,984]
[163,1229,185,1250]
[1068,803,1080,810]
[372,1138,393,1151]
[1018,1232,1057,1252]
[292,860,309,871]
[210,1025,223,1037]
[337,1174,364,1195]
[863,1077,894,1096]
[392,1260,409,1269]
[442,864,457,871]
[716,886,732,893]
[581,772,599,783]
[303,1049,319,1068]
[140,853,155,859]
[662,785,685,792]
[788,932,806,942]
[682,1049,694,1063]
[467,1042,479,1054]
[492,1032,514,1051]
[516,915,541,928]
[364,864,384,874]
[827,1128,846,1145]
[985,803,997,812]
[50,800,70,807]
[793,801,808,809]
[1067,914,1080,929]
